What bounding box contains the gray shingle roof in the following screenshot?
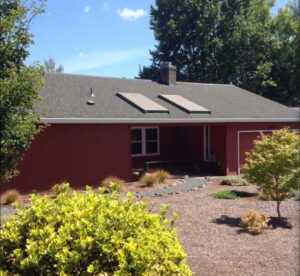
[37,73,299,123]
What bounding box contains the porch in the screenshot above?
[131,124,227,177]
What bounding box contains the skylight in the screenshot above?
[117,92,169,114]
[159,94,210,114]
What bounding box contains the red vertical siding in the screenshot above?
[226,122,300,175]
[210,125,227,174]
[6,124,131,192]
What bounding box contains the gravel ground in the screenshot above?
[143,181,300,276]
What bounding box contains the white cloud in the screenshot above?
[102,1,110,11]
[62,48,148,72]
[84,6,91,13]
[117,8,147,21]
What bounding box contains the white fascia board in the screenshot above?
[40,117,299,124]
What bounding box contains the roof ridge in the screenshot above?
[45,72,235,86]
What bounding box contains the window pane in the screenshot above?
[146,128,157,141]
[132,129,142,141]
[132,142,142,155]
[146,141,158,154]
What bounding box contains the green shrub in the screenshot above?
[51,182,71,196]
[240,210,270,234]
[101,176,125,192]
[154,170,171,183]
[211,190,238,199]
[220,175,248,186]
[0,187,191,275]
[140,173,158,187]
[0,189,20,205]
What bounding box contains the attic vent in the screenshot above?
[159,94,210,114]
[117,92,169,114]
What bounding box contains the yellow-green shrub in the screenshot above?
[140,173,157,186]
[220,175,248,186]
[240,210,270,234]
[0,189,20,205]
[51,182,71,196]
[154,170,171,183]
[101,176,125,192]
[0,187,191,275]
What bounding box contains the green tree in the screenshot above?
[140,0,220,82]
[43,57,64,73]
[139,0,299,106]
[242,129,299,218]
[0,0,46,184]
[267,1,300,105]
[217,0,275,95]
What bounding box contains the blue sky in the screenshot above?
[26,0,290,78]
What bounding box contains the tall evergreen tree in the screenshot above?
[267,1,300,105]
[139,0,299,106]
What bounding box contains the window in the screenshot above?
[203,125,210,161]
[131,127,159,156]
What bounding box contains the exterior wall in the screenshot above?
[210,125,227,174]
[6,121,298,193]
[132,125,204,169]
[6,124,132,192]
[226,122,300,175]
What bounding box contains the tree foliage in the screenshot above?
[43,57,64,73]
[242,129,299,217]
[0,187,192,275]
[0,0,46,184]
[139,0,299,106]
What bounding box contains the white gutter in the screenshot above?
[41,117,299,124]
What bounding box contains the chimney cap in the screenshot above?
[160,61,176,69]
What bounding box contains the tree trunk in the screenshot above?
[276,200,281,218]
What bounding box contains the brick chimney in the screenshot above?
[159,61,176,86]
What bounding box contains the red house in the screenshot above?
[8,62,299,192]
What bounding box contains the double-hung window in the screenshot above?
[131,127,159,156]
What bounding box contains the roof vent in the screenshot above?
[89,87,95,97]
[87,87,95,105]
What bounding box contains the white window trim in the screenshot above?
[131,127,160,157]
[203,125,210,161]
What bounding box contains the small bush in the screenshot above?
[240,210,270,234]
[140,173,158,187]
[0,189,20,205]
[220,175,248,186]
[211,190,238,199]
[101,176,125,192]
[154,170,171,183]
[257,191,274,201]
[0,188,191,275]
[51,182,71,196]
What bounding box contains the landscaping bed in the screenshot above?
[142,180,300,276]
[1,178,299,275]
